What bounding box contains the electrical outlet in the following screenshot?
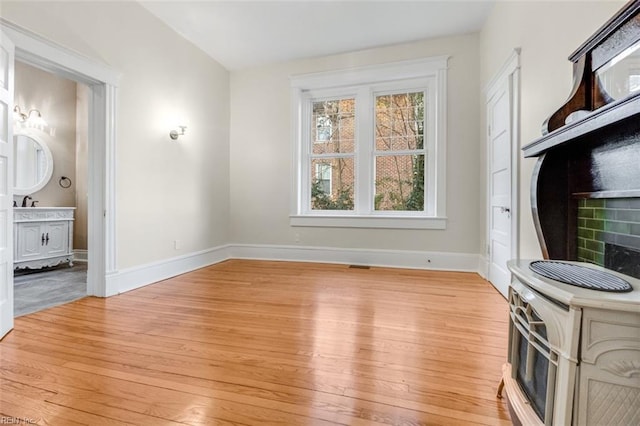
[174,240,181,250]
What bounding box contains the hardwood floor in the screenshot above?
[0,260,511,425]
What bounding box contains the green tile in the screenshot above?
[585,239,604,253]
[579,218,586,228]
[606,199,630,209]
[594,209,606,219]
[577,237,585,248]
[578,208,594,219]
[585,219,604,231]
[593,230,604,241]
[579,199,587,208]
[587,199,605,208]
[594,252,605,266]
[616,209,640,222]
[578,248,593,261]
[578,228,594,239]
[605,221,630,234]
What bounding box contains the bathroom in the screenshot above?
[13,60,89,316]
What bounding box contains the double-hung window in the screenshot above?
[291,57,448,229]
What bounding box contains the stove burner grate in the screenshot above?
[529,261,633,292]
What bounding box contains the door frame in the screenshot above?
[1,19,119,297]
[484,48,521,289]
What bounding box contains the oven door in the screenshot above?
[508,280,580,425]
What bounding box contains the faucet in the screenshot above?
[21,195,32,207]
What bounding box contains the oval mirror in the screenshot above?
[13,131,54,196]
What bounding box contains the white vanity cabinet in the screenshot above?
[14,207,75,270]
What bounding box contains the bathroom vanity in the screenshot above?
[14,207,75,270]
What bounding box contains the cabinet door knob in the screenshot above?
[41,233,45,246]
[45,233,49,245]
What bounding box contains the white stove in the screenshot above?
[503,260,640,426]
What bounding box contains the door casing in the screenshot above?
[484,49,521,298]
[1,19,119,299]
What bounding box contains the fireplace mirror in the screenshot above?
[596,39,640,101]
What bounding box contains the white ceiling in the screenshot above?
[140,0,495,70]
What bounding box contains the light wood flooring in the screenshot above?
[0,260,511,425]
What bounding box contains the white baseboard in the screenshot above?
[104,245,232,296]
[104,243,482,297]
[73,249,88,263]
[478,254,488,279]
[230,243,481,273]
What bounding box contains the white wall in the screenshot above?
[230,34,482,256]
[479,0,626,260]
[1,1,231,269]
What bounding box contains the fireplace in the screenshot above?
[499,2,640,425]
[576,197,640,278]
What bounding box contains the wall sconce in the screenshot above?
[13,105,46,127]
[169,125,187,140]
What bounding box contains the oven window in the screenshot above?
[515,326,549,421]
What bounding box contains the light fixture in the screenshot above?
[169,125,187,140]
[13,105,46,127]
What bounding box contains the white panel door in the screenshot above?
[487,83,512,298]
[0,29,15,339]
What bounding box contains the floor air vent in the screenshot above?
[349,265,371,269]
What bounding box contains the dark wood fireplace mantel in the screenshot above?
[524,1,640,265]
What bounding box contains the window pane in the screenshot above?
[375,154,425,211]
[311,157,354,210]
[312,98,355,154]
[375,92,424,151]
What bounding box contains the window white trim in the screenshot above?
[291,56,449,228]
[290,215,447,229]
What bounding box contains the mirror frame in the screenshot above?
[13,130,54,196]
[542,1,640,134]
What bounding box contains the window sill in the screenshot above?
[289,215,447,230]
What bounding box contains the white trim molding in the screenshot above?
[0,19,120,86]
[290,215,447,229]
[73,249,88,263]
[230,244,480,273]
[105,245,233,296]
[106,244,483,296]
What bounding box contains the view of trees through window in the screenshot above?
[311,99,355,210]
[374,92,425,211]
[310,92,425,211]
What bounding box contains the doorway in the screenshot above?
[12,61,89,316]
[1,20,118,339]
[485,49,520,298]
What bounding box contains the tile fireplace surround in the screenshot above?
[577,197,640,278]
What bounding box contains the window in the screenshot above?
[314,162,333,199]
[291,57,448,229]
[315,115,332,142]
